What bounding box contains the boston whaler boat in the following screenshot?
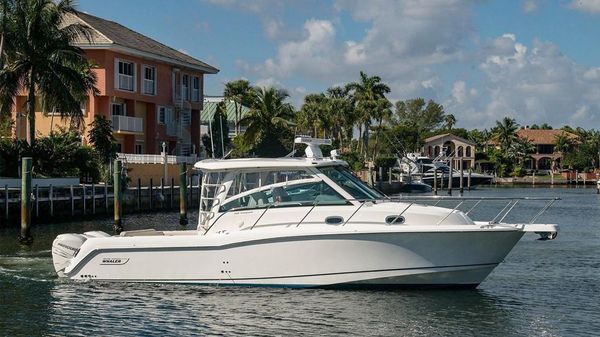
[52,138,558,288]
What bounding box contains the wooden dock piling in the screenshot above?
[150,178,154,209]
[467,169,472,191]
[179,163,188,225]
[137,178,141,211]
[92,184,96,214]
[459,160,464,196]
[49,184,53,217]
[113,160,123,233]
[433,169,438,195]
[19,157,33,245]
[170,178,174,209]
[448,160,453,195]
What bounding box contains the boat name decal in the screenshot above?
[100,257,129,265]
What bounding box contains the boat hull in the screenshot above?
[61,229,524,288]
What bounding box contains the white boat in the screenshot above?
[51,138,559,288]
[399,153,493,187]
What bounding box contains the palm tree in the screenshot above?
[445,114,456,130]
[492,117,520,150]
[346,71,390,157]
[0,0,97,145]
[325,86,354,149]
[224,79,253,135]
[239,87,295,156]
[509,137,535,162]
[554,133,573,153]
[298,93,329,137]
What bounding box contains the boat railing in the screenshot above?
[202,196,560,235]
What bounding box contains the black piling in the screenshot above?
[179,163,188,225]
[19,157,33,245]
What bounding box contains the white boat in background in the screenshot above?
[52,138,558,288]
[399,153,493,187]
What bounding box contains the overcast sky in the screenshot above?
[79,0,600,130]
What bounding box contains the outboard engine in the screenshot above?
[52,231,111,276]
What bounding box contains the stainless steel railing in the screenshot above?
[202,196,560,235]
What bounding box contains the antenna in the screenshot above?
[294,137,332,159]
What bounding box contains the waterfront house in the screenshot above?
[10,11,219,157]
[422,133,476,169]
[201,96,251,139]
[516,129,578,171]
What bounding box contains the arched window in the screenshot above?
[434,146,440,156]
[466,146,472,157]
[457,146,464,157]
[428,146,433,156]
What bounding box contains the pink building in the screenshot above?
[12,11,219,156]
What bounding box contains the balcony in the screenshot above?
[112,115,143,134]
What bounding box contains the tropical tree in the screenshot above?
[346,71,390,157]
[509,137,535,162]
[223,79,253,135]
[88,115,117,165]
[0,0,97,145]
[444,114,456,130]
[492,117,520,150]
[554,133,573,154]
[395,98,446,152]
[297,93,329,137]
[240,87,295,157]
[370,98,392,159]
[325,86,354,148]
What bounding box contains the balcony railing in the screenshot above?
[112,115,143,133]
[143,79,155,95]
[118,74,134,91]
[117,153,199,164]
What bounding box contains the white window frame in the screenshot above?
[157,106,175,124]
[135,142,144,154]
[142,65,156,95]
[181,74,189,101]
[111,102,126,116]
[115,58,136,92]
[157,106,166,124]
[191,76,200,102]
[45,100,87,116]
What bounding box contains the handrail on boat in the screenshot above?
[202,196,561,235]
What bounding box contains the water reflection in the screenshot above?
[46,282,518,336]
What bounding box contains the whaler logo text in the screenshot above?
[101,257,129,265]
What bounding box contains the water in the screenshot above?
[1,187,599,336]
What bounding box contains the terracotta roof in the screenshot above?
[516,129,578,145]
[423,133,476,146]
[64,11,218,74]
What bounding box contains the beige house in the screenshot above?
[516,129,578,171]
[422,133,476,169]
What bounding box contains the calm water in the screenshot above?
[1,187,599,336]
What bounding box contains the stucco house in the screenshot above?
[516,129,578,171]
[422,133,476,169]
[11,11,219,156]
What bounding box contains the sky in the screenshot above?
[78,0,600,130]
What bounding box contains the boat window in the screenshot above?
[220,180,348,212]
[318,166,384,200]
[225,170,314,198]
[201,171,228,212]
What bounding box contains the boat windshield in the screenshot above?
[318,165,385,201]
